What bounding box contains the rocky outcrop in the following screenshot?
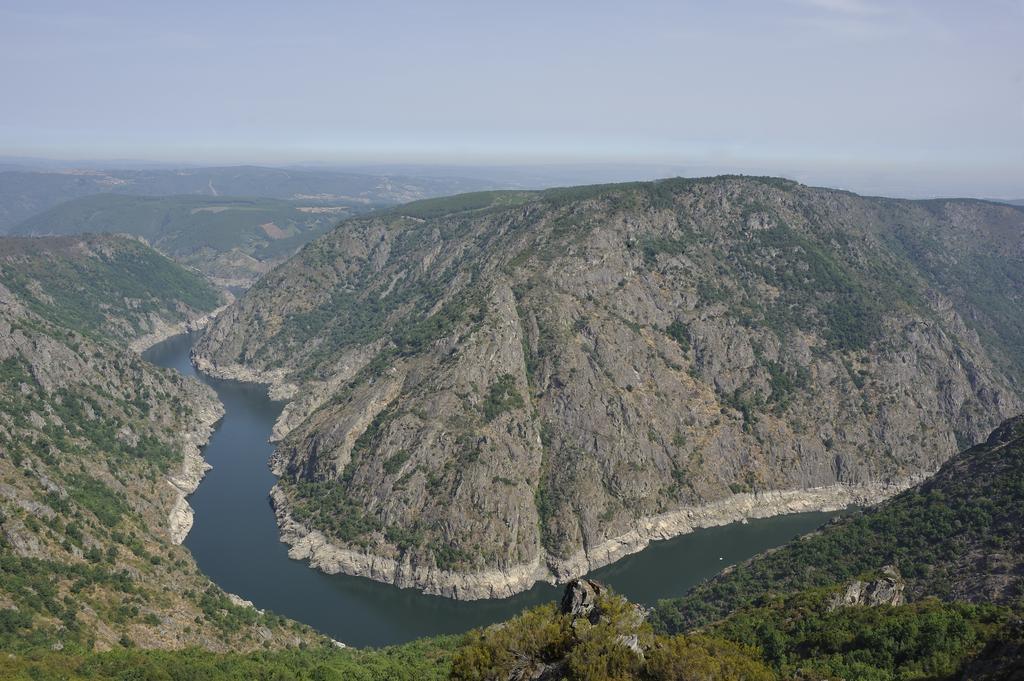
[560,578,605,622]
[196,177,1024,599]
[828,565,906,610]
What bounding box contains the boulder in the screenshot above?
[828,565,905,610]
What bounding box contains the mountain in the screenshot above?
[0,165,500,232]
[0,238,320,652]
[10,194,376,287]
[0,235,223,350]
[193,176,1024,599]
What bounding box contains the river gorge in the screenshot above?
[145,331,841,647]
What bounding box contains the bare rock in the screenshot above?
[829,565,906,610]
[560,578,605,623]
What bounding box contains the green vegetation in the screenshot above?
[451,592,662,681]
[64,474,129,528]
[396,190,535,219]
[0,235,220,343]
[3,583,1019,680]
[382,450,411,475]
[739,220,889,351]
[652,417,1024,634]
[286,481,384,546]
[765,360,809,410]
[0,554,137,653]
[448,582,1016,680]
[708,592,1012,681]
[482,373,525,421]
[664,319,691,353]
[0,637,456,681]
[0,361,185,480]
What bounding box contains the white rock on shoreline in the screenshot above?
[268,474,927,601]
[165,395,224,545]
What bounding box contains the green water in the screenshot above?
[145,332,843,647]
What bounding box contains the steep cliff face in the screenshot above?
[194,177,1024,598]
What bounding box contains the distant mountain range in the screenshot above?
[10,193,373,287]
[0,165,501,232]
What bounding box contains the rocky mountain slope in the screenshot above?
[194,176,1024,599]
[0,235,224,350]
[0,240,319,653]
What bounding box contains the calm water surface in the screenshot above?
[145,332,841,647]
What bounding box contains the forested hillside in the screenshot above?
[0,235,222,348]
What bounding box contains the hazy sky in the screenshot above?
[1,0,1022,196]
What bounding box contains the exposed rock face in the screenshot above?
[195,177,1024,599]
[828,566,905,610]
[165,396,223,544]
[560,578,605,623]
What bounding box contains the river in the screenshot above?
[144,331,841,647]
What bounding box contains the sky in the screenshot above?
[1,0,1022,197]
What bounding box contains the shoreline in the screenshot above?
[184,346,929,602]
[131,301,232,355]
[164,386,224,545]
[189,353,931,601]
[268,473,927,601]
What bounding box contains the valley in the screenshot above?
[1,176,1022,679]
[3,4,1022,675]
[144,330,842,646]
